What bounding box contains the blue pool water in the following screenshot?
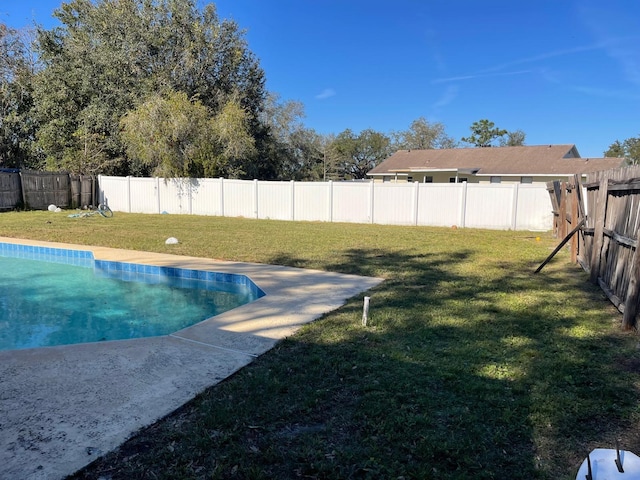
[0,243,264,351]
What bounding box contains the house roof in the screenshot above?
[368,145,625,177]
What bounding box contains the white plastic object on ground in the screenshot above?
[576,448,640,479]
[165,237,179,245]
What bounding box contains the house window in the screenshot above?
[520,176,533,184]
[424,176,433,183]
[490,176,501,183]
[407,176,413,182]
[382,176,390,183]
[449,177,468,183]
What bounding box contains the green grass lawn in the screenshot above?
[2,211,640,479]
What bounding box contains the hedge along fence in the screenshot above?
[548,165,640,329]
[0,171,97,210]
[97,176,554,230]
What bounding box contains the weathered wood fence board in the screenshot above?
[550,166,640,329]
[69,174,97,209]
[20,171,72,210]
[547,175,587,267]
[0,172,21,210]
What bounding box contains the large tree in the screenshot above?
[604,136,640,165]
[279,128,328,180]
[392,117,457,150]
[32,0,266,176]
[0,24,38,169]
[257,93,331,181]
[209,94,257,177]
[462,119,508,147]
[120,90,256,178]
[499,129,526,147]
[331,128,392,179]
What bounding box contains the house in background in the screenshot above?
[367,145,624,184]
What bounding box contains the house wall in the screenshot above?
[99,176,554,231]
[475,175,574,185]
[374,173,574,184]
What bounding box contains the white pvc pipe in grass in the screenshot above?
[362,296,370,326]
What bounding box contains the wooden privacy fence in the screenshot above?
[0,172,21,210]
[547,166,640,329]
[0,171,97,210]
[20,171,72,209]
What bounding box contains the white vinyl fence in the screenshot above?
[98,176,553,231]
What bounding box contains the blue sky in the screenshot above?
[2,0,639,158]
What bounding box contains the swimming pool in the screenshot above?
[0,242,265,351]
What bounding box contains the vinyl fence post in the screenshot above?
[219,177,224,217]
[328,180,333,223]
[254,179,259,219]
[156,177,161,214]
[413,181,420,226]
[369,180,375,224]
[511,183,519,230]
[460,181,468,228]
[290,180,295,221]
[126,176,132,213]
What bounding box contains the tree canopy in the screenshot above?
[462,119,508,147]
[605,136,640,165]
[332,128,392,179]
[31,0,266,175]
[499,129,526,147]
[392,117,457,150]
[0,24,37,169]
[258,94,327,181]
[461,119,527,148]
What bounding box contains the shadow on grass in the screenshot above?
[69,247,640,480]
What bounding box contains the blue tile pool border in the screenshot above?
[0,241,94,267]
[0,242,265,298]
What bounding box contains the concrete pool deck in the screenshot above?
[0,237,383,480]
